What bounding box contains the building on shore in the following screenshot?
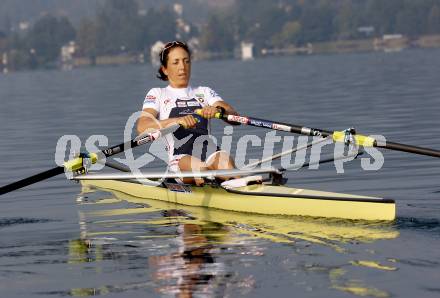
[357,26,375,37]
[1,52,8,74]
[241,42,254,60]
[374,34,408,52]
[60,41,76,70]
[0,31,7,73]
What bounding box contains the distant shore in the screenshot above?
[2,34,440,72]
[72,34,440,67]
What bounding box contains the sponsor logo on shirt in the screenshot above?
[187,101,201,107]
[146,95,156,102]
[195,93,205,103]
[177,102,187,108]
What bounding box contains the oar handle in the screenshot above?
[194,108,225,120]
[195,108,243,126]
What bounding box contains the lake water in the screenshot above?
[1,48,440,297]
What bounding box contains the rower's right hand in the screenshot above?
[177,115,198,129]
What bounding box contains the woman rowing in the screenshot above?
[137,41,238,185]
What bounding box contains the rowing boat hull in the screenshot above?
[78,188,399,248]
[80,180,396,221]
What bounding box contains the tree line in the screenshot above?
[1,0,179,70]
[1,0,440,70]
[200,0,440,53]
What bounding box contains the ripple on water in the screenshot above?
[395,217,440,234]
[0,218,53,228]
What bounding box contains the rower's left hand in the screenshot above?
[198,106,220,119]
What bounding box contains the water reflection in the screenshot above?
[329,268,390,298]
[68,185,401,297]
[149,219,230,297]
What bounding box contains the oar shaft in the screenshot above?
[219,114,333,137]
[0,167,64,195]
[216,113,440,158]
[379,141,440,158]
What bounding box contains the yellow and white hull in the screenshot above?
[80,180,395,221]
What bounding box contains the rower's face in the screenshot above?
[163,47,191,88]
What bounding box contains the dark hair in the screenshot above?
[157,41,191,81]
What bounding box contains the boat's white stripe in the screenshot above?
[73,168,280,180]
[293,189,303,195]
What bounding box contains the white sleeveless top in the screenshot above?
[142,85,223,161]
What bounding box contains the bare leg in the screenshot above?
[178,155,208,186]
[206,151,235,170]
[206,151,237,180]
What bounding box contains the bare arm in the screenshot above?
[213,101,238,115]
[212,101,240,125]
[137,108,197,135]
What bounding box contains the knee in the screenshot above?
[208,152,235,169]
[178,155,208,172]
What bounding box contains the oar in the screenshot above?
[197,110,440,158]
[0,124,180,195]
